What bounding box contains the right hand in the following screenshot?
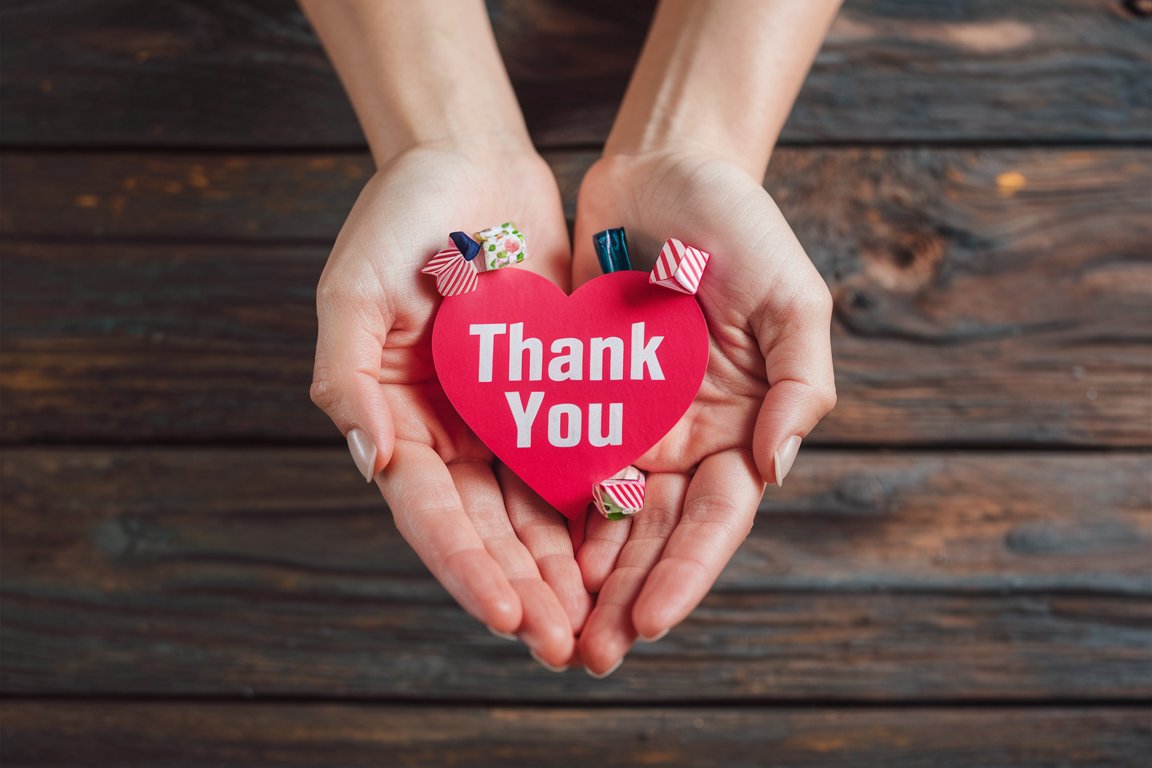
[310,142,590,669]
[569,148,837,675]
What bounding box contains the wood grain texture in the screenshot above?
[3,449,1149,593]
[2,0,1150,147]
[3,703,1150,768]
[2,449,1150,699]
[3,149,1150,445]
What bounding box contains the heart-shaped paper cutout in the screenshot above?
[432,269,709,519]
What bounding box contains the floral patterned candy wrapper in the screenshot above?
[473,221,527,271]
[593,465,647,520]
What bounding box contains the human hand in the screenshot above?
[570,149,837,676]
[310,143,591,669]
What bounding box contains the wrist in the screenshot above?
[604,115,758,180]
[605,0,842,179]
[380,127,536,165]
[303,0,533,167]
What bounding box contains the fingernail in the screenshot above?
[585,658,623,679]
[488,626,517,641]
[773,435,803,487]
[346,428,377,483]
[638,628,669,643]
[530,650,568,673]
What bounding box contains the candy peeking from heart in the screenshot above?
[432,269,709,519]
[421,224,529,298]
[474,222,527,271]
[651,238,710,295]
[421,235,479,297]
[594,466,647,520]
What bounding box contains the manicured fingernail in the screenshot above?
[773,435,802,487]
[530,650,568,673]
[488,626,517,641]
[585,658,623,679]
[346,428,377,482]
[638,628,669,643]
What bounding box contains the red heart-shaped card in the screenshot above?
[432,269,709,519]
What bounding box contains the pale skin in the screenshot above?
[301,0,842,676]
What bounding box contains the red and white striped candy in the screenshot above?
[650,238,710,295]
[600,479,645,511]
[421,246,478,297]
[594,466,647,517]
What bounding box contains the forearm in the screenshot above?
[606,0,842,178]
[300,0,531,166]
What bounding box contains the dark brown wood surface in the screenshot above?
[3,0,1151,147]
[3,703,1150,768]
[2,449,1149,699]
[2,0,1150,763]
[4,149,1150,445]
[3,449,1150,593]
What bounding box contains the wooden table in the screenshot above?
[2,1,1150,765]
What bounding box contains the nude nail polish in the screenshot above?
[488,626,517,641]
[346,428,377,482]
[531,650,568,673]
[638,628,669,643]
[773,435,803,487]
[586,658,623,679]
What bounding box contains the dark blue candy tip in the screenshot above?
[450,231,482,262]
[593,227,632,274]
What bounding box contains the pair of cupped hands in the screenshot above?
[310,140,837,677]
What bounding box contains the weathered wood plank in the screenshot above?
[3,449,1149,593]
[8,147,1152,243]
[2,587,1148,700]
[2,0,1149,147]
[2,449,1150,699]
[3,149,1150,445]
[2,703,1150,768]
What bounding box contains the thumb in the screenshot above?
[310,297,395,482]
[750,281,837,487]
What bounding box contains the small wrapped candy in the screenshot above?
[450,230,482,262]
[474,221,527,271]
[650,238,710,295]
[593,227,632,273]
[421,232,480,297]
[593,465,646,520]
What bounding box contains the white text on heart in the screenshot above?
[469,322,665,383]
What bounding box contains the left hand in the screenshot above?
[570,149,837,676]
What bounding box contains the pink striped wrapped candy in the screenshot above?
[650,238,710,295]
[593,466,646,520]
[421,243,478,297]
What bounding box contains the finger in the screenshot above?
[750,277,837,486]
[311,293,395,480]
[377,442,520,634]
[579,473,687,677]
[450,462,575,668]
[632,450,763,641]
[576,506,633,594]
[498,465,593,634]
